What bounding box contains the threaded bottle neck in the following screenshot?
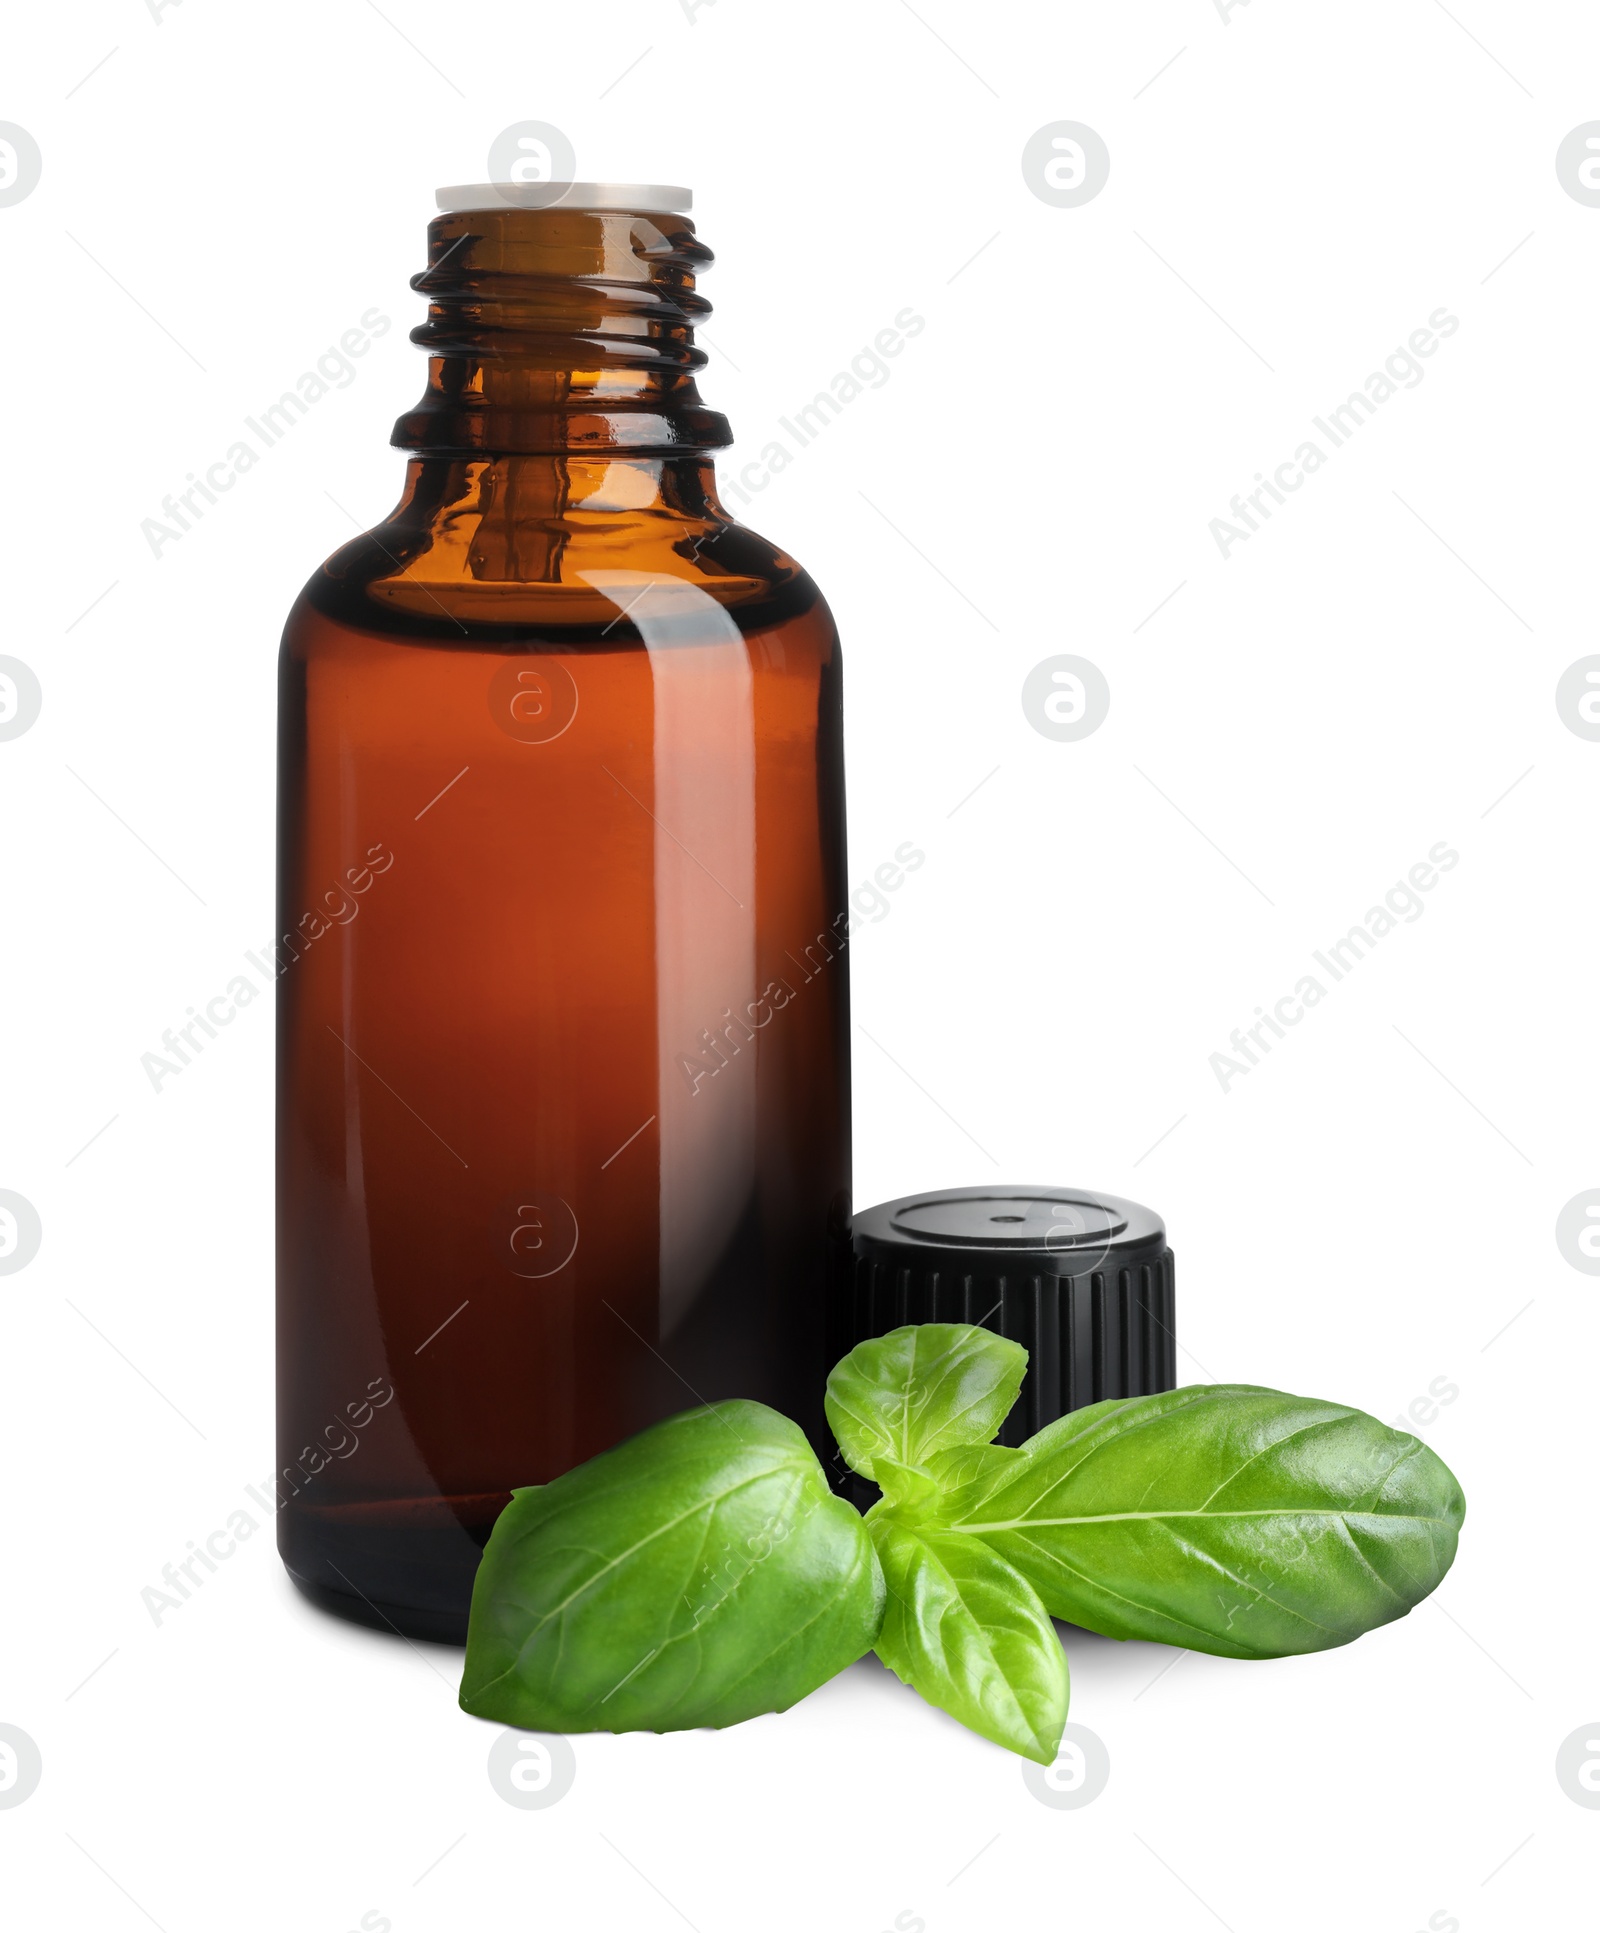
[390,205,733,457]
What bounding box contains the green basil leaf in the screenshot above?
[868,1456,944,1515]
[870,1513,1068,1763]
[942,1385,1465,1659]
[923,1442,1028,1491]
[825,1323,1027,1480]
[460,1401,884,1732]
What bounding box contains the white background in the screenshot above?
[2,1,1595,1928]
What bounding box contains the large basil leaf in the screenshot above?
[825,1324,1027,1482]
[869,1512,1068,1763]
[940,1385,1465,1659]
[460,1401,884,1732]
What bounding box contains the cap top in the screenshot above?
[890,1194,1129,1249]
[436,182,693,216]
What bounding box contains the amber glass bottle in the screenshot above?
[275,185,849,1641]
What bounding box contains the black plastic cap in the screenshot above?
[843,1186,1176,1446]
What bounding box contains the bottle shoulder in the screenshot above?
[285,512,837,656]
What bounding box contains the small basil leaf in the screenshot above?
[825,1323,1027,1480]
[870,1513,1068,1764]
[460,1401,884,1732]
[869,1456,944,1515]
[943,1385,1465,1659]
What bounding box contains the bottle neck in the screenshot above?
[391,205,732,458]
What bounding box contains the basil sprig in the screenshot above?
[459,1325,1465,1762]
[839,1331,1464,1759]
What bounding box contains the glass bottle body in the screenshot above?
[276,453,849,1639]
